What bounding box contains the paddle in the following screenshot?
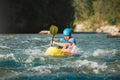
[50,25,58,46]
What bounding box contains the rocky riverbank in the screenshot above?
[74,24,120,38]
[39,24,120,38]
[96,25,120,38]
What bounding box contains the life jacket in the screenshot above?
[60,38,78,55]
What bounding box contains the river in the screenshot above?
[0,33,120,80]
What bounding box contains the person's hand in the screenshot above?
[52,41,56,45]
[50,40,53,46]
[50,40,55,46]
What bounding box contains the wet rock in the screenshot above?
[107,32,120,38]
[96,25,120,38]
[74,24,93,32]
[39,30,50,34]
[74,24,84,32]
[96,25,119,33]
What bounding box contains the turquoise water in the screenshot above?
[0,33,120,80]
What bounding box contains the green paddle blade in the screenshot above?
[50,25,58,36]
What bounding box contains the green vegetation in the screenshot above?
[73,0,120,31]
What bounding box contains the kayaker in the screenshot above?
[51,28,77,55]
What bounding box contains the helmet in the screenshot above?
[63,28,72,36]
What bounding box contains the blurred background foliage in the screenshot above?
[0,0,120,33]
[73,0,120,31]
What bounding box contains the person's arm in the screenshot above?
[53,41,71,47]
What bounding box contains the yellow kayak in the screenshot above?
[45,47,71,57]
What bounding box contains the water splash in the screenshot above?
[93,49,118,57]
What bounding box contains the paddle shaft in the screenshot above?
[51,35,54,46]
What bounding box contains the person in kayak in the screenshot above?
[52,28,77,55]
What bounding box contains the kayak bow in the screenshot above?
[45,47,71,57]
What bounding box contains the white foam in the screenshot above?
[27,59,108,74]
[21,40,29,43]
[0,45,10,49]
[0,54,16,61]
[0,54,4,58]
[80,51,90,58]
[75,59,108,74]
[24,49,43,56]
[24,49,45,63]
[25,55,34,63]
[32,37,41,40]
[93,49,118,57]
[27,65,53,74]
